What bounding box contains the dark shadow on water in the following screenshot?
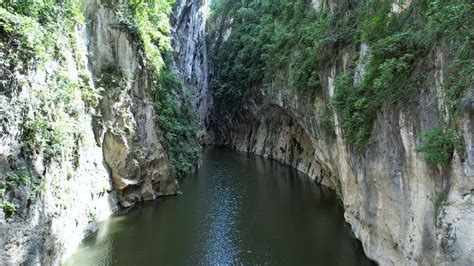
[66,147,376,266]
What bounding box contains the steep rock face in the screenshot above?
[84,0,177,207]
[0,20,118,265]
[0,1,178,263]
[171,0,211,141]
[209,0,474,263]
[216,93,333,188]
[214,44,474,265]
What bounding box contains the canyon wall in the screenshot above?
[209,1,474,265]
[0,0,185,263]
[1,0,471,265]
[172,0,212,142]
[216,55,474,265]
[84,0,177,208]
[0,9,119,264]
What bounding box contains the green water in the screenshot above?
[67,148,374,265]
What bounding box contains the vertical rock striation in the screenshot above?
[171,0,212,142]
[84,0,177,207]
[208,1,474,265]
[213,44,474,266]
[0,12,119,265]
[1,0,179,263]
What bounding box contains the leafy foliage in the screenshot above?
[20,72,84,164]
[2,168,39,217]
[209,0,361,113]
[2,201,17,216]
[1,3,86,165]
[154,71,200,176]
[427,0,474,120]
[209,0,472,164]
[112,0,200,176]
[6,169,33,188]
[2,0,200,177]
[417,127,461,166]
[332,1,432,149]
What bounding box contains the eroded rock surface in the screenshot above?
[212,44,474,265]
[85,0,177,207]
[172,0,212,142]
[207,0,474,262]
[0,21,119,264]
[0,0,179,263]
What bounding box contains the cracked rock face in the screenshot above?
[84,0,178,207]
[209,2,474,264]
[213,47,474,266]
[171,0,212,142]
[0,19,119,265]
[1,1,180,263]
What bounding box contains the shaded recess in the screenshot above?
[212,99,335,188]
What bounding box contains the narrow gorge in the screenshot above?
[0,0,472,265]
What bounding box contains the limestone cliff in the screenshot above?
[0,0,183,263]
[213,58,474,265]
[84,0,177,207]
[1,0,472,265]
[208,0,474,265]
[171,0,212,142]
[0,7,119,264]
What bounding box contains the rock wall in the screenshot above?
[0,1,178,264]
[171,0,211,142]
[209,1,474,263]
[84,0,177,207]
[213,43,474,265]
[215,93,334,188]
[0,20,118,265]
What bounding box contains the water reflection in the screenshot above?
[66,147,374,266]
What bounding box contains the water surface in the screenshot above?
[67,148,374,265]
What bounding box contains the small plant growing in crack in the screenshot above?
[434,191,448,226]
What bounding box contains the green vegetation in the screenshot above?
[209,0,472,163]
[6,170,33,188]
[154,71,200,176]
[22,115,67,163]
[0,185,16,216]
[106,0,200,176]
[96,62,199,177]
[427,1,474,121]
[332,0,431,148]
[417,127,461,166]
[1,2,88,166]
[434,191,448,224]
[1,0,199,177]
[124,0,200,176]
[337,0,471,152]
[1,168,39,216]
[209,0,360,112]
[19,71,85,164]
[2,201,17,216]
[0,1,84,63]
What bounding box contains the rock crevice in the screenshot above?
[210,44,474,265]
[172,0,212,142]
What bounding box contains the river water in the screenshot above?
[66,148,374,265]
